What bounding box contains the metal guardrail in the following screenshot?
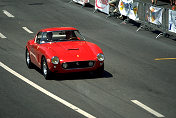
[114,0,173,39]
[136,1,166,38]
[70,0,175,39]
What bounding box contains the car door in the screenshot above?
[31,32,42,67]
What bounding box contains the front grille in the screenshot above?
[62,61,95,69]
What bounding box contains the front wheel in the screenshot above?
[94,64,104,77]
[42,57,52,80]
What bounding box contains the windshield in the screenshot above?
[40,30,85,44]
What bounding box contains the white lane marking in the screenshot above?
[0,61,96,118]
[0,33,7,38]
[131,100,165,117]
[22,27,33,33]
[3,10,14,18]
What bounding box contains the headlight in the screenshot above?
[97,53,104,61]
[51,56,59,64]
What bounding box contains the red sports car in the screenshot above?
[26,27,104,79]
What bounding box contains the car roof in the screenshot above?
[40,27,78,32]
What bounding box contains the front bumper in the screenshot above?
[48,60,104,73]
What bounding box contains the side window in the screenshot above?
[36,32,42,44]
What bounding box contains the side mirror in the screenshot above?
[77,37,80,40]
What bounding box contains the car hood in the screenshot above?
[44,41,97,62]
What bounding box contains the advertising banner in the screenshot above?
[118,0,139,21]
[128,2,139,21]
[168,9,176,33]
[118,0,133,16]
[95,0,110,14]
[73,0,89,5]
[147,6,163,25]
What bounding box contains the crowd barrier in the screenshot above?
[70,0,176,39]
[133,1,167,39]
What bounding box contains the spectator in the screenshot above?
[108,0,118,12]
[170,0,175,6]
[108,0,123,19]
[171,0,176,10]
[151,0,157,5]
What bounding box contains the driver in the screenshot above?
[46,32,53,41]
[40,32,53,44]
[65,31,76,40]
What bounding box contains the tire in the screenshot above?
[41,57,52,80]
[26,48,33,69]
[95,64,104,77]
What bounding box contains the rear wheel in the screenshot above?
[42,57,52,80]
[26,48,33,69]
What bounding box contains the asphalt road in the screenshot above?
[0,0,176,118]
